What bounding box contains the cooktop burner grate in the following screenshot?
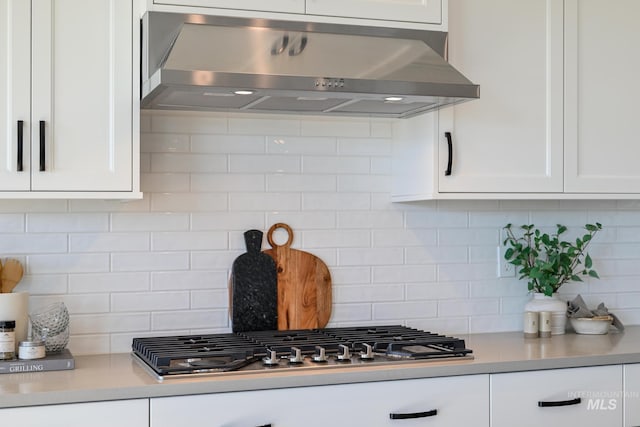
[132,325,472,380]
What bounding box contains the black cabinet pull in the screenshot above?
[256,424,272,427]
[390,409,437,420]
[39,120,45,171]
[538,397,581,407]
[17,120,24,172]
[444,131,453,176]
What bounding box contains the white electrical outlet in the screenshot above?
[497,245,516,278]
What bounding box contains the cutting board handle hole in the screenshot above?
[267,223,294,248]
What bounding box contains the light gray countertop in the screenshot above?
[0,326,637,409]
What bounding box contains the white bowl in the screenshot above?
[570,317,612,335]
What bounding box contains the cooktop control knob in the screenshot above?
[336,344,351,362]
[262,349,280,366]
[288,346,304,364]
[312,346,328,363]
[359,343,375,360]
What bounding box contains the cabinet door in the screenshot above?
[31,0,133,192]
[624,364,640,427]
[152,0,305,14]
[0,399,149,427]
[491,365,622,427]
[306,0,442,24]
[152,375,489,427]
[0,0,30,191]
[437,0,563,193]
[564,0,640,193]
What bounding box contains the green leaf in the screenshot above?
[585,254,593,269]
[504,248,514,260]
[589,270,600,279]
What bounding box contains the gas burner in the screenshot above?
[132,326,473,381]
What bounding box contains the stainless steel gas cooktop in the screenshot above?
[132,325,473,381]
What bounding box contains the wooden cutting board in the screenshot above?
[230,229,278,332]
[263,223,332,330]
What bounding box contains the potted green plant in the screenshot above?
[503,222,602,334]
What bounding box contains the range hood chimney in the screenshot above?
[141,12,479,119]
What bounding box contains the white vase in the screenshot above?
[524,292,567,335]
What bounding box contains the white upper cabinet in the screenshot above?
[306,0,442,25]
[0,0,140,198]
[0,1,30,191]
[152,0,305,14]
[393,0,640,200]
[147,0,443,27]
[437,0,563,194]
[563,0,640,193]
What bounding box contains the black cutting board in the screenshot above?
[230,230,278,332]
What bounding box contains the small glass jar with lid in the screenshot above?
[0,320,16,360]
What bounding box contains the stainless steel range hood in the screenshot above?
[141,12,479,119]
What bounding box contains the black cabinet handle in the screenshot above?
[39,120,45,171]
[256,424,272,427]
[390,409,437,420]
[444,131,453,176]
[538,397,581,407]
[17,120,24,172]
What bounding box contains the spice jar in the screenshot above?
[0,320,16,360]
[18,339,46,360]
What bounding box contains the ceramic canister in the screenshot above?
[0,292,29,353]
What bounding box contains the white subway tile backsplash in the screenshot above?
[141,133,190,153]
[192,212,265,231]
[0,233,67,254]
[69,273,150,293]
[301,118,370,137]
[111,213,190,232]
[27,213,108,232]
[190,289,229,309]
[267,174,337,192]
[191,134,266,154]
[302,230,370,248]
[112,252,190,272]
[303,156,370,174]
[338,174,391,192]
[141,173,190,193]
[229,192,301,211]
[151,153,227,173]
[373,301,437,320]
[151,193,228,212]
[150,112,227,134]
[152,231,227,251]
[303,193,371,211]
[0,214,25,233]
[334,284,404,303]
[190,174,265,193]
[229,117,300,136]
[151,309,229,330]
[337,138,392,156]
[70,313,150,334]
[338,248,404,266]
[267,136,336,154]
[70,233,149,253]
[372,265,436,283]
[112,291,190,312]
[152,271,228,290]
[27,254,110,274]
[8,111,640,355]
[17,274,68,295]
[230,154,301,174]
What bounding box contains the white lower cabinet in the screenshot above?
[624,364,640,427]
[0,399,149,427]
[151,374,489,427]
[491,365,622,427]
